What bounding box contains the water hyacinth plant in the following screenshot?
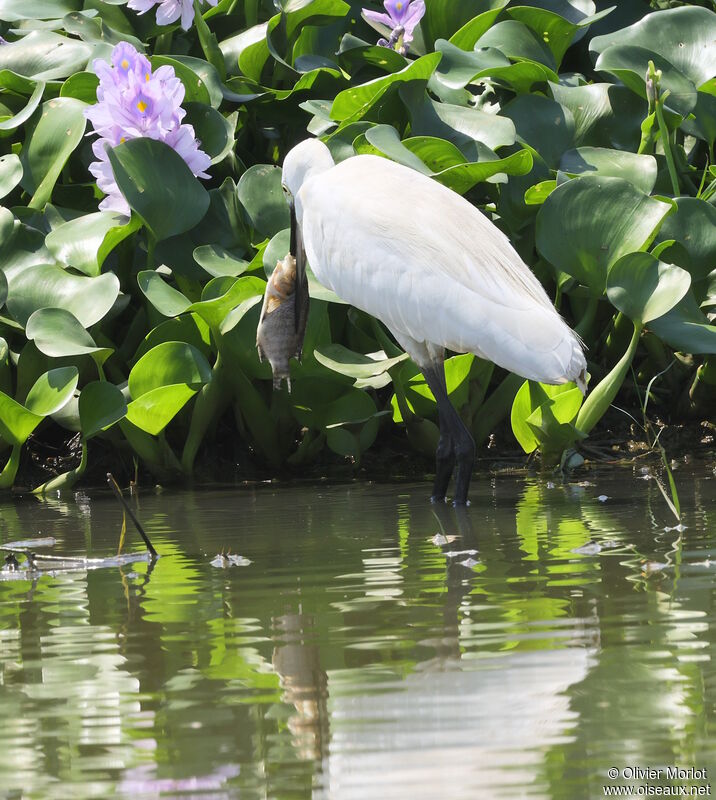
[85,43,211,215]
[128,0,218,31]
[362,0,425,54]
[0,0,713,493]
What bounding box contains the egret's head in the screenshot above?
[281,138,334,201]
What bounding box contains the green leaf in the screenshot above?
[549,81,645,151]
[25,307,113,361]
[78,381,127,438]
[511,379,583,454]
[183,104,236,165]
[25,365,78,416]
[126,385,198,436]
[0,32,92,81]
[20,97,87,209]
[655,198,716,282]
[0,268,6,310]
[314,344,408,380]
[134,314,212,363]
[193,244,250,278]
[330,52,442,122]
[649,292,716,355]
[422,0,507,48]
[45,212,139,277]
[0,79,45,131]
[559,146,657,194]
[591,7,716,110]
[59,71,99,103]
[237,164,289,240]
[129,341,212,399]
[6,264,120,328]
[0,0,80,20]
[502,94,574,168]
[0,154,22,200]
[476,20,556,69]
[536,176,673,296]
[137,272,191,317]
[107,138,210,242]
[607,252,691,326]
[188,275,266,330]
[0,393,43,446]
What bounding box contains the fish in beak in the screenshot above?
[255,203,310,389]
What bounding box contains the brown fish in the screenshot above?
[256,254,302,389]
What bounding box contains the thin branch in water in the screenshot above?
[107,473,158,558]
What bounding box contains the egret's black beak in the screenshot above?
[289,199,309,356]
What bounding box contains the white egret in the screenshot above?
[277,138,587,504]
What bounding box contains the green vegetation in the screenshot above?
[0,0,714,491]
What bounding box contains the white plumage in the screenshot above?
[280,138,587,503]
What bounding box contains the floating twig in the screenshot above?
[106,473,158,558]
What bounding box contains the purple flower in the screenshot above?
[126,0,218,31]
[362,0,425,53]
[85,42,210,215]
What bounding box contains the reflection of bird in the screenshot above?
[280,139,587,504]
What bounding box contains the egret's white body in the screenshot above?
[280,139,587,503]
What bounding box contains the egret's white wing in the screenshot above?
[297,155,585,386]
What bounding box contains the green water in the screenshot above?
[0,464,714,799]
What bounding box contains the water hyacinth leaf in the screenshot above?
[314,344,408,379]
[0,154,22,200]
[45,212,139,277]
[25,365,78,416]
[337,34,407,75]
[400,82,517,155]
[536,176,673,296]
[60,71,99,103]
[655,198,716,283]
[421,0,504,48]
[0,32,92,81]
[78,381,127,438]
[0,0,80,19]
[193,244,250,278]
[549,81,645,151]
[6,265,120,328]
[432,150,533,193]
[221,21,269,80]
[220,295,263,335]
[237,164,289,240]
[524,179,557,205]
[20,97,87,209]
[125,385,198,436]
[188,276,266,331]
[448,1,511,50]
[511,380,582,454]
[108,139,210,242]
[590,6,716,95]
[361,124,432,174]
[0,393,43,446]
[263,228,290,276]
[476,20,556,69]
[0,80,45,131]
[25,307,113,361]
[183,104,236,165]
[134,314,212,363]
[330,52,441,122]
[594,46,697,118]
[607,253,691,326]
[559,147,657,194]
[0,269,7,309]
[129,341,212,399]
[508,4,614,68]
[648,293,716,355]
[501,94,574,169]
[137,272,191,317]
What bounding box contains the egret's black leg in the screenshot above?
[424,364,475,505]
[423,365,475,505]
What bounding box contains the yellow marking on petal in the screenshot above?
[121,58,129,69]
[120,137,126,143]
[396,1,402,8]
[145,73,150,82]
[136,100,148,112]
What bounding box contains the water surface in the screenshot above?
[1,464,714,799]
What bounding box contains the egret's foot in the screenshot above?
[452,498,471,508]
[430,494,448,504]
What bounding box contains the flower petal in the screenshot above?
[402,0,425,37]
[362,8,394,28]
